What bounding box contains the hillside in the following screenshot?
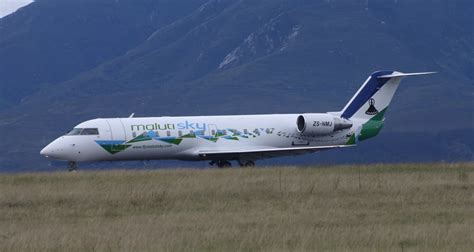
[0,0,472,170]
[0,0,207,107]
[0,164,472,251]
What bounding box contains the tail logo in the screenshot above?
[365,98,379,115]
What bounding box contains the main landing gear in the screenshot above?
[209,160,255,168]
[239,160,255,168]
[209,160,232,168]
[68,161,78,172]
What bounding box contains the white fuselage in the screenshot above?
[40,113,356,162]
[39,70,433,166]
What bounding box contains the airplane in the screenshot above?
[40,71,434,171]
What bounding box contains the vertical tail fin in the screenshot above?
[341,71,435,121]
[341,71,435,142]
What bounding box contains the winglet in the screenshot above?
[378,71,436,79]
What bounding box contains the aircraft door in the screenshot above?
[95,119,112,140]
[207,124,217,137]
[107,119,127,142]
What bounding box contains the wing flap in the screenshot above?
[198,145,355,160]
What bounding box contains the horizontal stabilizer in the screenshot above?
[377,72,436,79]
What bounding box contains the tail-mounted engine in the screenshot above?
[296,114,352,135]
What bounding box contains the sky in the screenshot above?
[0,0,33,18]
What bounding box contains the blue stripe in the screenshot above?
[341,70,393,119]
[153,137,177,140]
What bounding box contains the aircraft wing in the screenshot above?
[198,145,355,160]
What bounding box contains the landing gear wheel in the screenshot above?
[239,160,255,168]
[217,160,231,168]
[68,161,77,172]
[244,161,255,167]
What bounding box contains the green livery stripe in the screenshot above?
[180,134,196,138]
[127,135,152,143]
[358,108,387,141]
[370,107,387,122]
[346,133,356,145]
[358,120,384,141]
[99,144,131,154]
[157,138,183,145]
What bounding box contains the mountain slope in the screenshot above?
[0,0,207,108]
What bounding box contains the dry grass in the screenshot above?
[0,163,473,251]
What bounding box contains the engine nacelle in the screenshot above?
[296,114,352,135]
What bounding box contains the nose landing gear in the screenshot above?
[209,160,232,168]
[68,161,77,172]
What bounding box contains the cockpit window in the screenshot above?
[81,128,99,135]
[66,128,99,136]
[66,128,82,135]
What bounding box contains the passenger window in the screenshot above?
[166,131,171,137]
[178,131,182,137]
[132,132,137,137]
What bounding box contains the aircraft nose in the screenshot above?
[40,137,81,161]
[40,144,53,157]
[40,139,66,160]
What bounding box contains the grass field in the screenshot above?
[0,163,473,251]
